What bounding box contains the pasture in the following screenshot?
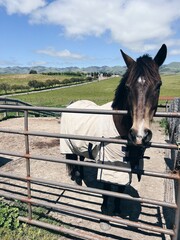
[160,74,180,97]
[9,74,180,107]
[0,73,80,86]
[9,77,119,107]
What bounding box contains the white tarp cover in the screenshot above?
[60,100,132,185]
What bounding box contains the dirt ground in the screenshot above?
[0,117,176,240]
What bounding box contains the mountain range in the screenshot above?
[0,62,180,75]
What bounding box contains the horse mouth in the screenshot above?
[128,128,152,146]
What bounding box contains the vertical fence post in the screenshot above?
[173,177,180,240]
[24,110,32,220]
[168,98,180,240]
[16,101,19,117]
[4,99,7,118]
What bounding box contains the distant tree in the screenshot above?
[11,85,30,92]
[11,84,20,92]
[29,69,37,74]
[52,79,60,85]
[90,72,99,79]
[28,80,39,89]
[86,77,93,81]
[0,83,11,94]
[45,80,54,87]
[36,81,45,89]
[62,79,72,84]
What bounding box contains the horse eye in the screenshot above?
[125,85,130,91]
[156,81,162,89]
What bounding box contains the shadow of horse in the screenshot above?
[83,162,141,223]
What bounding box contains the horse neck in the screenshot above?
[112,75,132,138]
[113,114,131,139]
[113,102,132,139]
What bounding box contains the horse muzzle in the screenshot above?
[128,128,152,146]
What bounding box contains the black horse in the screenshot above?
[60,44,167,229]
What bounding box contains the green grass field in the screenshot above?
[10,78,118,107]
[160,74,180,97]
[0,73,80,86]
[5,74,180,107]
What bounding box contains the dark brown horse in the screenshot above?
[111,44,167,175]
[60,44,167,229]
[112,44,167,145]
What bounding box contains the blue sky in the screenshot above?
[0,0,180,68]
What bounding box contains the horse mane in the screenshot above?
[111,75,127,110]
[112,54,161,110]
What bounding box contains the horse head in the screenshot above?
[112,44,167,146]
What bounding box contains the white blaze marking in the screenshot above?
[137,77,145,84]
[137,119,145,138]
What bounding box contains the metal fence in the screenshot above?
[0,103,180,239]
[0,97,58,118]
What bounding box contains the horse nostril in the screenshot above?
[143,129,152,143]
[128,128,137,143]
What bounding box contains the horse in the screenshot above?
[60,44,167,229]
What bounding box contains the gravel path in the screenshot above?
[0,117,175,240]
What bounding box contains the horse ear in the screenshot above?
[154,44,167,67]
[120,49,135,68]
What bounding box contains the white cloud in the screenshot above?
[1,0,180,52]
[36,47,84,60]
[0,0,46,14]
[31,61,48,66]
[165,39,180,55]
[30,0,180,51]
[169,49,180,55]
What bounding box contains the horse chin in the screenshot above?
[134,137,143,146]
[128,138,144,147]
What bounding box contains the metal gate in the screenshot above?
[0,104,179,239]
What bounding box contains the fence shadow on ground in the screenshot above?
[0,156,12,167]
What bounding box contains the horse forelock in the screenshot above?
[128,55,161,86]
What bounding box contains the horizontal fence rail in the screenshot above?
[0,128,179,150]
[0,150,179,180]
[0,190,175,237]
[0,103,180,239]
[0,99,58,117]
[0,104,180,118]
[0,171,178,209]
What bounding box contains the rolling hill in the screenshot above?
[0,62,179,75]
